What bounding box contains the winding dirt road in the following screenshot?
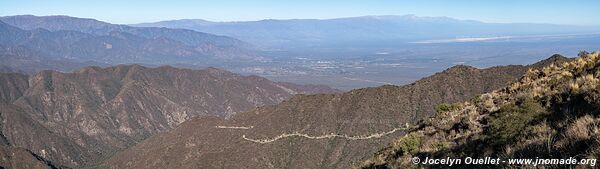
[217,123,410,144]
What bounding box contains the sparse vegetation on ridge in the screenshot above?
[435,103,461,113]
[358,52,600,169]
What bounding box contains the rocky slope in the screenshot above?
[357,52,600,168]
[100,55,569,168]
[0,66,336,168]
[0,72,28,103]
[0,145,57,169]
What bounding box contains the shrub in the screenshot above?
[436,103,461,113]
[393,133,422,155]
[432,141,449,151]
[487,97,546,146]
[565,115,597,140]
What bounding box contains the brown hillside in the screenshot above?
[0,65,335,168]
[0,145,57,169]
[101,55,570,168]
[358,52,600,168]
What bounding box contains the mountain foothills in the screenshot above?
[134,15,599,48]
[0,15,257,73]
[99,55,569,168]
[0,65,336,168]
[358,52,600,168]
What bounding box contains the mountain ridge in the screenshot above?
[357,52,600,168]
[100,54,570,168]
[0,15,261,67]
[0,65,337,168]
[131,15,599,48]
[0,15,249,47]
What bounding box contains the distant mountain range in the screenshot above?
[133,15,600,48]
[1,15,251,48]
[0,15,260,72]
[100,55,570,168]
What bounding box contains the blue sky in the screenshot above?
[1,0,599,25]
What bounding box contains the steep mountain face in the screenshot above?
[357,53,600,168]
[0,73,64,169]
[100,55,569,168]
[0,66,336,168]
[0,16,259,66]
[0,73,28,103]
[133,15,598,48]
[0,145,57,169]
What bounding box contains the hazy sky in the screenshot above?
[1,0,599,25]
